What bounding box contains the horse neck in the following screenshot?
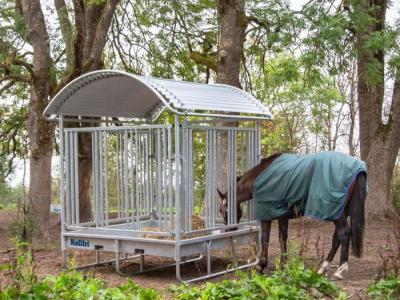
[237,153,282,204]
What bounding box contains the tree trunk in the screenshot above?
[78,132,92,220]
[355,0,400,218]
[365,140,398,218]
[348,65,357,156]
[216,0,247,192]
[20,0,54,236]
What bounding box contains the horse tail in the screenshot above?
[349,172,367,258]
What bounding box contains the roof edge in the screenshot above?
[44,69,273,121]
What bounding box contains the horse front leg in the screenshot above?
[332,214,350,280]
[257,220,271,273]
[278,217,289,267]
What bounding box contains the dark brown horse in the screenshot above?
[218,153,367,280]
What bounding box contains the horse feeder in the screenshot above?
[44,70,272,282]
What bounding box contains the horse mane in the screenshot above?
[259,153,283,165]
[238,153,282,196]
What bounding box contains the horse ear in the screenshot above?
[217,188,227,200]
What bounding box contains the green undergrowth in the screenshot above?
[1,242,348,300]
[171,251,347,300]
[0,242,160,300]
[0,273,160,300]
[368,276,400,299]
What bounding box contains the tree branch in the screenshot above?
[189,51,217,71]
[0,80,16,94]
[0,74,30,84]
[72,0,85,72]
[84,0,121,70]
[54,0,74,69]
[246,15,271,29]
[10,58,34,78]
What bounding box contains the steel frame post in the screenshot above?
[59,115,67,268]
[174,115,182,280]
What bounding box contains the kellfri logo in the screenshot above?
[70,239,90,247]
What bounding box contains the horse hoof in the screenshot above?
[332,263,348,280]
[332,273,343,280]
[317,261,330,275]
[255,265,265,274]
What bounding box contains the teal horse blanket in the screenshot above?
[252,152,367,221]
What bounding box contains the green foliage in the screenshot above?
[252,54,344,155]
[0,240,37,295]
[368,276,400,300]
[0,270,161,300]
[108,0,216,81]
[0,244,161,300]
[0,183,24,210]
[0,96,28,181]
[7,211,36,243]
[171,251,345,300]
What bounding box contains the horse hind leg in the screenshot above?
[332,214,350,280]
[278,217,289,266]
[318,229,340,275]
[257,220,271,273]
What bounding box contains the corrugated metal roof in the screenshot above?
[44,70,272,120]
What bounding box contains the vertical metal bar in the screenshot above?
[232,131,237,224]
[135,129,140,227]
[227,130,231,225]
[124,130,129,224]
[120,132,125,218]
[227,129,237,225]
[65,131,71,225]
[256,121,261,163]
[74,131,79,224]
[97,131,104,226]
[167,126,173,232]
[104,131,109,227]
[162,127,168,231]
[255,122,261,220]
[205,130,210,228]
[162,127,166,231]
[116,133,121,219]
[212,129,217,227]
[144,132,148,216]
[206,241,211,275]
[156,129,162,229]
[59,116,66,260]
[149,130,154,216]
[130,129,135,226]
[174,115,181,242]
[189,128,193,232]
[94,131,100,227]
[185,126,189,232]
[182,124,187,233]
[69,132,75,225]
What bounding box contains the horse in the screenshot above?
[217,152,367,280]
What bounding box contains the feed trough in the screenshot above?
[44,70,272,282]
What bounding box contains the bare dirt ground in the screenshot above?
[0,211,392,299]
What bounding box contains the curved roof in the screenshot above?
[44,70,272,121]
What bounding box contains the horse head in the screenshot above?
[217,176,245,225]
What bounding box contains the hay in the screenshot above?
[141,215,205,240]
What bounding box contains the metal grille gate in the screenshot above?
[60,119,261,282]
[62,125,175,235]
